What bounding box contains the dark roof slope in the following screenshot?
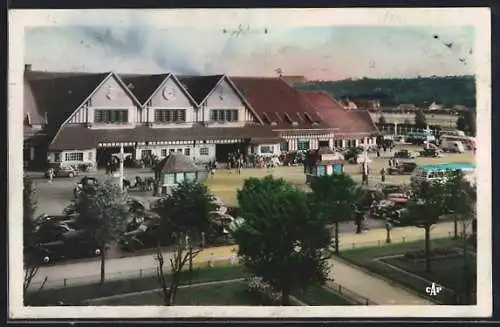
[25,72,109,132]
[177,75,223,104]
[49,124,280,150]
[229,77,329,130]
[154,153,206,173]
[120,74,169,104]
[298,91,379,137]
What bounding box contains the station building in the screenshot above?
[23,66,379,170]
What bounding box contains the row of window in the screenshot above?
[94,110,129,124]
[92,109,240,124]
[154,109,186,123]
[209,109,239,122]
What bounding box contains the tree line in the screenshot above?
[294,75,476,109]
[23,169,476,306]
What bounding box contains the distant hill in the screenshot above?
[294,76,476,109]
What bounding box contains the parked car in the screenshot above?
[27,222,101,264]
[419,148,442,158]
[387,162,418,175]
[44,164,79,178]
[358,187,385,211]
[74,177,99,198]
[393,149,417,159]
[119,218,174,252]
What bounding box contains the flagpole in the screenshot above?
[119,143,124,190]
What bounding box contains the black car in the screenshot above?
[387,162,418,175]
[358,187,385,211]
[27,223,101,264]
[119,219,174,252]
[393,149,417,159]
[74,177,99,197]
[420,148,442,158]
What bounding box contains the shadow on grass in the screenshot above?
[27,265,249,306]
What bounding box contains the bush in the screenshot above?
[403,247,460,261]
[246,276,282,305]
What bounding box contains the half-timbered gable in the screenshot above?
[144,75,198,128]
[68,73,141,128]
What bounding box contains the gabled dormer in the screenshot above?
[64,72,142,129]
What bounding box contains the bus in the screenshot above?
[439,134,476,150]
[410,162,476,187]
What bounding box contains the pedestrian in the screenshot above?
[395,159,400,168]
[380,167,386,183]
[376,150,380,158]
[237,158,242,175]
[48,167,54,183]
[105,161,111,175]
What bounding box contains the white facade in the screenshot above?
[141,76,197,127]
[200,77,257,127]
[68,75,139,128]
[249,143,281,156]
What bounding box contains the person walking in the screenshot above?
[380,167,386,183]
[48,167,54,183]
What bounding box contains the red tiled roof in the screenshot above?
[298,91,379,137]
[229,77,330,130]
[49,124,280,150]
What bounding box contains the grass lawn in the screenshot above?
[28,264,250,306]
[91,280,263,306]
[294,285,352,306]
[341,237,476,304]
[205,149,475,207]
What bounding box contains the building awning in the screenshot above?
[249,137,284,145]
[49,124,280,150]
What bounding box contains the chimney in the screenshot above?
[25,64,32,72]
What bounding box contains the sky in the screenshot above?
[23,10,476,81]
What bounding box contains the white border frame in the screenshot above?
[9,8,492,319]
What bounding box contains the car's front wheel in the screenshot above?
[68,172,74,178]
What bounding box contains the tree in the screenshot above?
[234,176,332,305]
[23,176,47,299]
[414,110,427,129]
[378,115,387,125]
[65,181,130,284]
[442,170,465,239]
[310,173,362,256]
[456,116,467,132]
[453,177,477,304]
[152,180,216,272]
[462,111,476,136]
[154,236,202,306]
[405,181,446,273]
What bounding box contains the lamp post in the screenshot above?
[119,143,125,190]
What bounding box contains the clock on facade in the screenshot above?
[162,87,176,100]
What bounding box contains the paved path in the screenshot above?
[29,221,457,290]
[326,258,433,305]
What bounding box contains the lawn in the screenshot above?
[341,237,476,304]
[27,264,250,306]
[90,280,263,306]
[294,285,352,306]
[205,148,475,207]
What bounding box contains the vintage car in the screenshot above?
[420,148,442,158]
[387,162,418,175]
[358,187,385,211]
[45,164,79,178]
[119,218,174,252]
[393,149,418,159]
[73,177,99,198]
[26,221,101,264]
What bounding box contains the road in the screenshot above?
[29,221,457,290]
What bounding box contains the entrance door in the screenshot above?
[318,140,329,148]
[215,143,244,162]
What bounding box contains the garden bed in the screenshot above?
[341,237,476,304]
